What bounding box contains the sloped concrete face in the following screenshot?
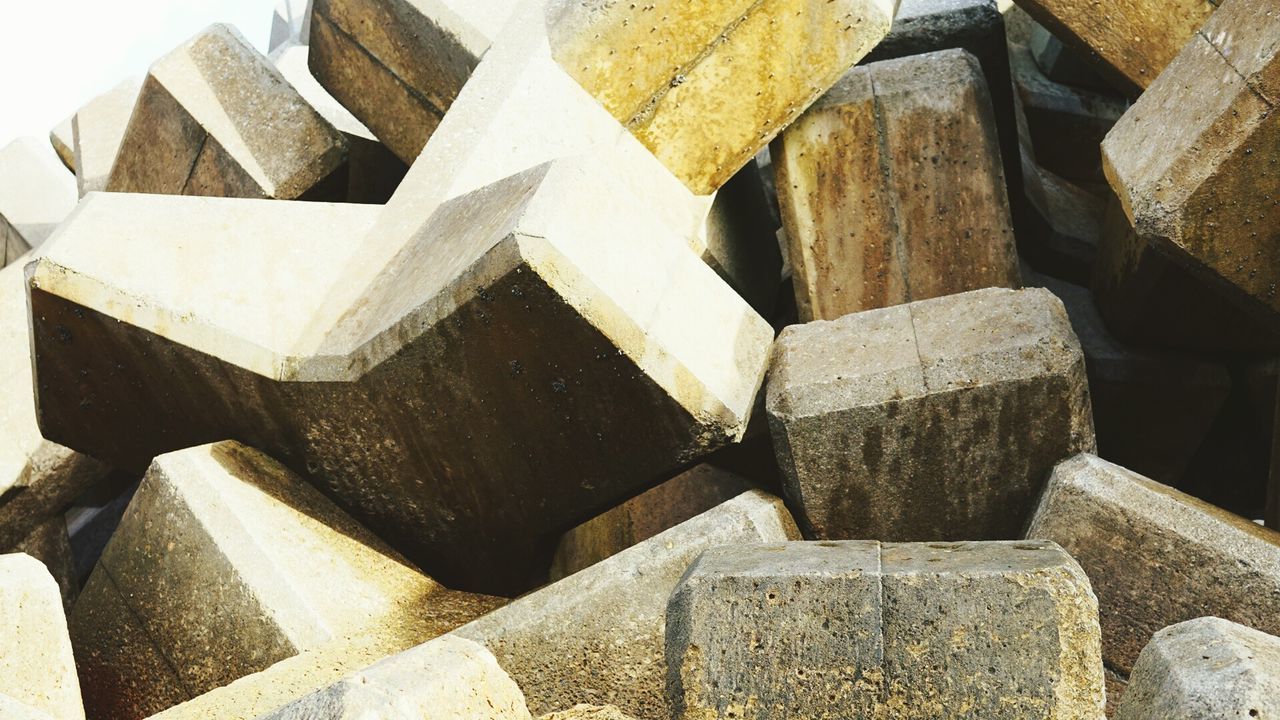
[106,24,347,200]
[71,77,142,196]
[0,138,77,266]
[1027,454,1280,675]
[666,540,1106,720]
[0,553,84,720]
[68,441,502,720]
[1116,618,1280,720]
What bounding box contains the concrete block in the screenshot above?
[0,696,56,720]
[0,138,77,266]
[766,287,1094,542]
[1115,618,1280,720]
[549,463,760,581]
[1011,0,1214,95]
[270,0,312,51]
[775,49,1019,322]
[72,77,142,196]
[0,553,83,720]
[49,116,75,171]
[106,24,347,200]
[1101,0,1280,335]
[13,518,77,614]
[1029,23,1113,92]
[453,491,800,720]
[666,540,1105,719]
[1027,453,1280,675]
[540,707,637,720]
[258,635,533,720]
[68,441,502,720]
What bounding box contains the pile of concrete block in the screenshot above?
[2,0,1279,716]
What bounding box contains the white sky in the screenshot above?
[0,0,277,149]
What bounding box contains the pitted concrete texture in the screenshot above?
[540,706,639,720]
[1115,618,1280,720]
[766,287,1095,542]
[1027,453,1280,675]
[666,540,1105,719]
[0,553,84,720]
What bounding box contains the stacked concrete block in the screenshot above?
[1029,23,1112,92]
[0,138,77,266]
[49,116,75,171]
[774,49,1019,322]
[1100,0,1280,337]
[766,287,1094,542]
[0,553,84,720]
[13,518,77,613]
[69,441,503,720]
[270,0,312,51]
[541,707,638,720]
[666,540,1106,718]
[107,24,348,200]
[454,491,800,719]
[1115,618,1280,719]
[1027,454,1280,675]
[71,77,142,196]
[1012,0,1215,95]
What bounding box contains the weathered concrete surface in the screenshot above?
[667,540,1105,719]
[0,695,56,720]
[454,491,800,720]
[775,49,1019,322]
[1030,273,1230,484]
[1102,0,1280,334]
[14,517,77,613]
[541,706,638,720]
[72,77,142,196]
[0,138,77,266]
[1115,618,1280,720]
[107,24,347,200]
[1011,0,1214,95]
[549,463,759,580]
[0,553,83,720]
[69,441,502,720]
[49,117,75,171]
[767,287,1095,542]
[259,635,533,720]
[1027,453,1280,675]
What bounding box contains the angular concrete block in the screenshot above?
[1115,618,1280,720]
[71,77,142,196]
[69,441,502,720]
[454,491,800,719]
[49,116,75,171]
[550,463,760,581]
[775,49,1019,322]
[1012,0,1214,95]
[1021,160,1104,284]
[1029,23,1112,92]
[1027,454,1280,674]
[1102,0,1280,333]
[259,635,533,720]
[106,24,347,200]
[14,518,78,613]
[270,0,312,51]
[767,287,1095,542]
[0,553,83,720]
[0,138,77,266]
[666,540,1105,719]
[540,707,638,720]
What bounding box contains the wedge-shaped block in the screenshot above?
[260,635,532,720]
[453,491,800,720]
[69,441,502,720]
[775,49,1018,322]
[1027,454,1280,675]
[0,139,76,266]
[271,0,312,51]
[0,554,83,720]
[49,117,75,171]
[666,540,1105,719]
[72,77,142,196]
[1012,0,1214,94]
[1102,0,1280,333]
[1116,618,1280,720]
[107,24,346,200]
[767,287,1094,542]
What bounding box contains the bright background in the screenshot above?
[0,0,278,149]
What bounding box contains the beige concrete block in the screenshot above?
[72,77,143,196]
[13,518,77,613]
[540,707,638,720]
[775,49,1018,322]
[49,117,75,172]
[106,24,347,200]
[0,553,83,720]
[69,441,502,720]
[0,138,77,265]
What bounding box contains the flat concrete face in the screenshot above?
[0,138,77,265]
[775,49,1018,322]
[1116,618,1280,720]
[259,636,533,720]
[49,117,75,171]
[666,540,1105,719]
[107,24,347,200]
[1027,454,1280,675]
[1102,0,1280,335]
[68,441,502,720]
[454,491,801,720]
[766,287,1095,542]
[13,518,77,614]
[541,707,638,720]
[1011,0,1214,95]
[0,553,84,720]
[71,77,142,196]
